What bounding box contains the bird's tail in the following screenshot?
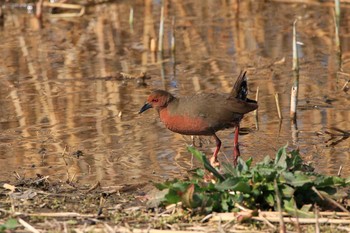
[230,71,248,100]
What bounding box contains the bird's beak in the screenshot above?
[139,102,152,114]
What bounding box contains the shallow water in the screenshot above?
[0,1,349,186]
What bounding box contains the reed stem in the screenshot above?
[275,92,282,120]
[334,0,341,69]
[290,19,299,120]
[158,5,164,53]
[171,16,176,53]
[129,7,134,32]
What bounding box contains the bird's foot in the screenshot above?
[209,156,220,168]
[233,157,238,167]
[204,173,216,182]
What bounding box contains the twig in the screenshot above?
[315,205,320,233]
[312,186,349,213]
[211,213,350,224]
[33,175,49,184]
[63,222,68,233]
[200,213,213,223]
[252,217,350,224]
[311,186,325,200]
[86,181,100,193]
[13,171,21,180]
[115,227,201,233]
[337,165,343,177]
[254,86,259,130]
[20,212,95,218]
[18,218,40,233]
[274,93,282,120]
[293,197,301,233]
[341,80,349,92]
[61,145,68,166]
[274,180,286,233]
[338,71,350,77]
[234,203,253,212]
[69,172,77,183]
[338,226,350,232]
[211,211,350,221]
[260,215,277,231]
[217,216,225,233]
[42,2,85,17]
[104,223,115,233]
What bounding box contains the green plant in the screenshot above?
[155,145,350,215]
[0,219,18,232]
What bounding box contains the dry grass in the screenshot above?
[1,175,350,232]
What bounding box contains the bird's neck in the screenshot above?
[157,97,178,117]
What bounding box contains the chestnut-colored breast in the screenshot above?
[158,93,257,135]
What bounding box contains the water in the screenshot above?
[0,1,349,186]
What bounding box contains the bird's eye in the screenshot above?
[152,99,159,103]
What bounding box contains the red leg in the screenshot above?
[209,134,221,167]
[233,125,240,166]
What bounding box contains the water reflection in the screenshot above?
[0,1,349,186]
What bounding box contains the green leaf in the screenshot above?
[275,144,288,169]
[165,189,182,204]
[300,204,312,212]
[260,155,272,165]
[283,171,315,187]
[252,171,262,183]
[266,182,275,191]
[345,176,350,184]
[221,199,229,212]
[265,193,275,206]
[254,167,277,180]
[215,177,241,190]
[236,157,248,173]
[188,146,205,163]
[187,146,224,181]
[154,145,350,213]
[154,181,173,190]
[283,198,314,218]
[280,184,295,198]
[1,219,18,230]
[222,162,238,177]
[245,157,253,169]
[215,178,251,193]
[232,182,251,193]
[195,169,205,178]
[314,176,346,188]
[317,188,348,200]
[172,182,190,192]
[288,149,303,169]
[251,185,261,197]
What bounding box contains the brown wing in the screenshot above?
[169,94,257,130]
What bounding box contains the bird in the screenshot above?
[139,71,258,167]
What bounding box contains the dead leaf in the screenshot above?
[3,183,16,192]
[10,189,37,199]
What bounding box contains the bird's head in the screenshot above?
[139,90,175,113]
